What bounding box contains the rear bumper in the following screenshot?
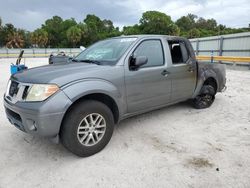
[4,90,72,138]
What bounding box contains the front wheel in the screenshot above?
[60,100,114,157]
[193,85,215,109]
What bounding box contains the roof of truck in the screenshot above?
[113,34,187,40]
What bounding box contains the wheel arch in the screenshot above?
[193,69,219,98]
[203,77,218,93]
[62,92,120,126]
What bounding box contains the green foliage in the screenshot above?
[175,14,250,38]
[0,23,16,46]
[139,11,179,35]
[0,23,30,48]
[66,26,82,47]
[60,18,78,47]
[0,12,249,48]
[41,16,63,47]
[176,14,197,31]
[31,29,48,47]
[81,14,120,46]
[188,28,200,38]
[123,25,141,35]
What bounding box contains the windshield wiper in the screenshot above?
[72,59,101,65]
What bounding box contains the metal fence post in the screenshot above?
[211,50,214,63]
[196,40,199,56]
[219,37,223,56]
[218,37,224,63]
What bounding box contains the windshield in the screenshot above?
[74,37,137,65]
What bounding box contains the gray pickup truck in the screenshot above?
[4,35,226,157]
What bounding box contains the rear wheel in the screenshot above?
[193,85,215,109]
[60,100,114,157]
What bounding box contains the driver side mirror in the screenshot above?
[129,56,148,70]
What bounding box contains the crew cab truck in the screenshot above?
[4,35,226,157]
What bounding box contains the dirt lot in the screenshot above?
[0,58,249,188]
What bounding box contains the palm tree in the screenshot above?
[6,31,24,48]
[31,29,48,47]
[66,26,82,47]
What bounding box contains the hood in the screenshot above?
[12,62,111,87]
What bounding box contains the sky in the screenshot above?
[0,0,249,31]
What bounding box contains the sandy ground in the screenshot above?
[0,58,249,188]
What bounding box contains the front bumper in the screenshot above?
[4,90,72,138]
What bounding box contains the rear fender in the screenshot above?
[192,69,219,98]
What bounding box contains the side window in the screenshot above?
[133,40,164,67]
[168,41,189,64]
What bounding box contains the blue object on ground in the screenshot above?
[10,64,28,75]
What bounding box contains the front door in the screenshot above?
[125,39,171,113]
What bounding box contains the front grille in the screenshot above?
[6,80,31,103]
[22,86,30,99]
[9,81,19,97]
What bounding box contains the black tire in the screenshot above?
[60,100,114,157]
[193,85,216,109]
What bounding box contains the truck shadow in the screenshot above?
[117,100,192,130]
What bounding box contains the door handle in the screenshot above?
[161,70,169,76]
[188,67,194,72]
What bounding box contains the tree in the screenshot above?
[206,19,217,30]
[83,14,105,45]
[123,24,141,35]
[6,31,25,48]
[31,29,48,47]
[139,11,179,35]
[60,18,78,47]
[0,23,16,46]
[81,14,121,46]
[188,28,200,38]
[102,19,115,33]
[42,16,63,47]
[195,17,217,31]
[0,13,249,48]
[0,23,25,48]
[176,14,197,31]
[66,26,82,47]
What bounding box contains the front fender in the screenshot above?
[192,69,219,98]
[61,78,125,116]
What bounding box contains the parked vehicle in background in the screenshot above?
[49,46,85,64]
[49,51,69,64]
[4,35,226,157]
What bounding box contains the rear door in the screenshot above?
[167,40,197,102]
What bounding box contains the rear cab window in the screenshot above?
[168,40,189,64]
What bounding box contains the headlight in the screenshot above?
[25,84,59,102]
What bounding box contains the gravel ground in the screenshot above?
[0,58,250,188]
